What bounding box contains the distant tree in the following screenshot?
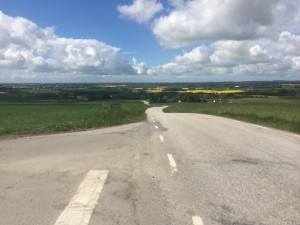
[58,91,74,100]
[177,93,206,102]
[149,94,167,103]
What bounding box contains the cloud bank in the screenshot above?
[0,11,144,77]
[151,0,300,49]
[119,0,300,78]
[154,0,273,48]
[149,34,300,77]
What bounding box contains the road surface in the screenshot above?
[0,107,299,225]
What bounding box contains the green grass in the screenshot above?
[0,100,148,136]
[163,98,300,134]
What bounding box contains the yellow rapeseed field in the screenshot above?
[146,89,164,93]
[178,89,245,94]
[146,87,165,93]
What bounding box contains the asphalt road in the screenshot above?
[0,107,299,225]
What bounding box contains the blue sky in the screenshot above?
[0,0,300,82]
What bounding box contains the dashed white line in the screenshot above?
[153,120,156,123]
[192,216,204,225]
[159,135,164,142]
[54,170,108,225]
[167,154,178,174]
[155,126,159,129]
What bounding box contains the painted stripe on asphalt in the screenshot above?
[54,170,108,225]
[155,126,159,129]
[192,216,204,225]
[159,135,164,142]
[167,154,178,174]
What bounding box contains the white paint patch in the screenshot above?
[167,154,178,174]
[155,126,159,129]
[54,170,109,225]
[153,120,156,123]
[192,216,204,225]
[159,135,164,142]
[256,125,266,129]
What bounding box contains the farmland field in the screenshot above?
[0,100,148,137]
[0,81,299,136]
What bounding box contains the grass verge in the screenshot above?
[163,98,300,134]
[0,100,148,137]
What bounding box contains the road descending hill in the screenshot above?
[0,107,299,225]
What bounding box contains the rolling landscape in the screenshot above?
[1,1,300,225]
[1,81,300,137]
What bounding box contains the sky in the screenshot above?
[0,0,300,83]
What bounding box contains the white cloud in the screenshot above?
[148,48,211,76]
[0,47,27,68]
[279,31,300,55]
[144,0,300,78]
[152,0,276,48]
[149,34,300,77]
[115,0,300,79]
[118,0,163,24]
[210,40,272,66]
[292,57,300,70]
[132,57,148,74]
[0,11,136,76]
[148,62,190,75]
[249,45,268,57]
[146,0,300,49]
[273,0,300,34]
[174,46,209,65]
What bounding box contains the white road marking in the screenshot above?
[155,126,159,129]
[167,154,178,174]
[159,135,164,142]
[153,120,156,123]
[256,125,266,129]
[54,170,108,225]
[192,216,204,225]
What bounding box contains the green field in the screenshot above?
[0,82,300,136]
[0,100,148,136]
[163,98,300,134]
